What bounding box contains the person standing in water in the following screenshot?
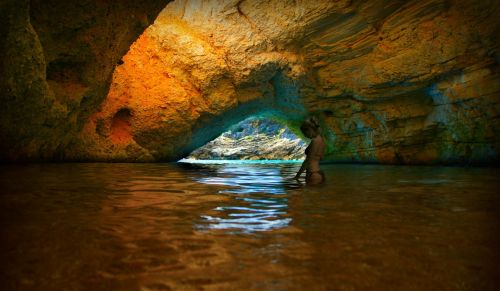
[294,117,326,184]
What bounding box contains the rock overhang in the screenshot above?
[1,0,498,164]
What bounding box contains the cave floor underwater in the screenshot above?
[0,162,499,290]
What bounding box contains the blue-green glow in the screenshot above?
[178,159,303,164]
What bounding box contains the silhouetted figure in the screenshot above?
[294,117,326,185]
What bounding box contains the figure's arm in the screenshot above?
[295,156,309,179]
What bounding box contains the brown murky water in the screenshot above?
[1,162,499,290]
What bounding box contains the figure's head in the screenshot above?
[300,117,320,139]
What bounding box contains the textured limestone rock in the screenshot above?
[0,0,169,161]
[74,0,310,161]
[1,0,499,164]
[76,0,499,164]
[303,0,500,164]
[187,118,306,160]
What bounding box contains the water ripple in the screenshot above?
[192,163,298,233]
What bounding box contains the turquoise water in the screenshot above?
[0,162,499,290]
[178,158,304,164]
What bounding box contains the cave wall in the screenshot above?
[74,0,499,164]
[0,0,169,161]
[302,0,500,164]
[1,0,499,164]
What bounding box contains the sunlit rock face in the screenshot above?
[76,0,310,161]
[75,0,499,164]
[1,0,499,164]
[186,118,306,160]
[0,0,169,161]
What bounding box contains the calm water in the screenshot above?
[0,162,499,290]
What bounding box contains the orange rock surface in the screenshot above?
[75,0,499,164]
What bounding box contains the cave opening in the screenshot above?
[181,116,306,162]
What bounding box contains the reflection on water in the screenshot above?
[195,164,293,233]
[0,162,499,290]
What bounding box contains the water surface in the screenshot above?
[1,162,499,290]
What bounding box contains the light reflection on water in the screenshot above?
[195,164,295,233]
[0,162,499,290]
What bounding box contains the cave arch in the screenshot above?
[76,0,499,164]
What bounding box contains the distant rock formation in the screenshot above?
[187,118,306,160]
